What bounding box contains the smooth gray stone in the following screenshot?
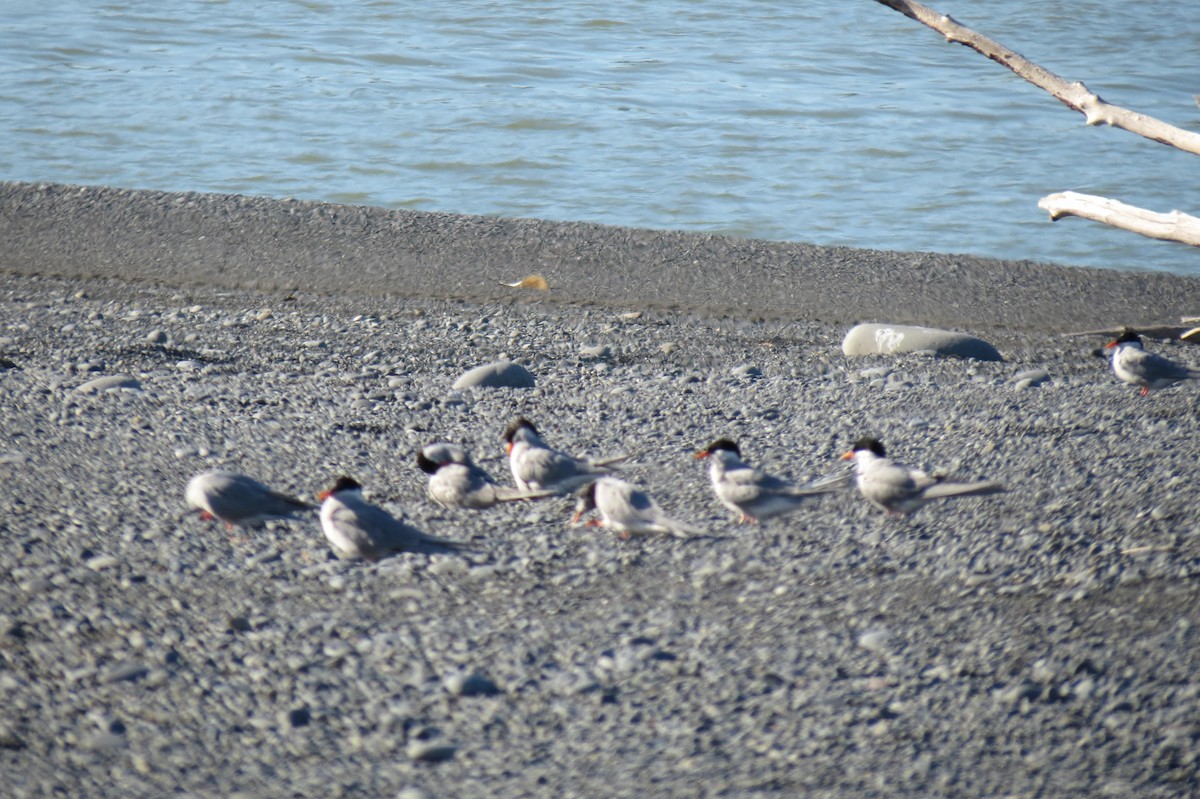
[452,360,536,389]
[75,374,142,393]
[445,671,501,697]
[731,364,763,380]
[101,661,149,684]
[841,323,1003,361]
[407,741,457,763]
[1012,368,1050,386]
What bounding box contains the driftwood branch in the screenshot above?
[876,0,1200,248]
[873,0,1200,156]
[1065,318,1200,343]
[1063,325,1197,341]
[1038,192,1200,247]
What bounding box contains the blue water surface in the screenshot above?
[2,1,1198,274]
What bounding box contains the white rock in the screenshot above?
[75,374,141,394]
[858,628,892,653]
[842,323,1002,361]
[452,360,536,389]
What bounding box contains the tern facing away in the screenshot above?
[417,442,554,509]
[504,418,626,494]
[318,476,469,561]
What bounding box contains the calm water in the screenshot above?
[2,1,1198,275]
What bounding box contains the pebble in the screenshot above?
[85,555,122,572]
[857,629,892,654]
[731,364,763,380]
[101,662,150,684]
[0,724,25,751]
[75,374,142,394]
[407,741,458,763]
[451,360,536,389]
[83,731,127,752]
[444,671,501,697]
[396,789,433,799]
[1012,367,1050,386]
[227,616,253,633]
[281,706,311,729]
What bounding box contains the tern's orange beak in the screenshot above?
[505,441,514,456]
[570,509,585,526]
[694,450,711,460]
[1104,340,1118,349]
[840,450,855,461]
[316,490,332,501]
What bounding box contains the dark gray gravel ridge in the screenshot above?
[4,180,1200,331]
[2,185,1200,797]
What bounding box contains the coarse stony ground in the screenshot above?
[2,184,1200,798]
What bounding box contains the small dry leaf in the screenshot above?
[501,274,549,291]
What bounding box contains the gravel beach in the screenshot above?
[3,182,1200,797]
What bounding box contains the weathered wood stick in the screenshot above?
[873,0,1200,156]
[1039,192,1200,247]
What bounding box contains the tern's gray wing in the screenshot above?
[206,473,313,524]
[717,465,778,504]
[600,481,667,533]
[752,470,795,493]
[429,463,501,509]
[458,464,502,507]
[491,486,558,502]
[519,447,611,491]
[792,469,854,494]
[720,466,765,491]
[722,468,815,520]
[1136,349,1200,382]
[591,453,631,469]
[607,481,704,536]
[765,468,852,498]
[330,503,463,559]
[919,480,1006,500]
[859,463,922,509]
